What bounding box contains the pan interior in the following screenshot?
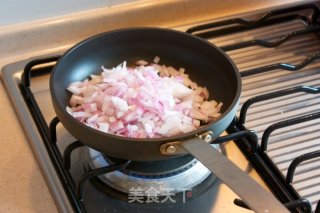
[51,28,239,123]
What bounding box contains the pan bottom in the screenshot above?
[103,154,196,178]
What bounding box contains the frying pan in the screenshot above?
[50,28,288,212]
[50,27,239,161]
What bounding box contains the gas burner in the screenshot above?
[86,147,218,195]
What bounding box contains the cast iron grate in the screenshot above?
[19,57,314,212]
[186,2,320,212]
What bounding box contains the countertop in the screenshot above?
[0,0,138,26]
[0,0,308,212]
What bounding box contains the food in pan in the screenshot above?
[66,58,222,138]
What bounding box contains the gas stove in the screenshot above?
[2,1,320,213]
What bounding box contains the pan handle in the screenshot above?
[180,137,289,213]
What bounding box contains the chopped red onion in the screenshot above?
[66,58,222,138]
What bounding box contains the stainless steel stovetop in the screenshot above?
[2,1,320,212]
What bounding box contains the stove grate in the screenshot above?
[187,3,320,212]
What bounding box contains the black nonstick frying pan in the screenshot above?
[50,27,239,161]
[50,28,288,212]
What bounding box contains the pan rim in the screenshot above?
[50,27,242,143]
